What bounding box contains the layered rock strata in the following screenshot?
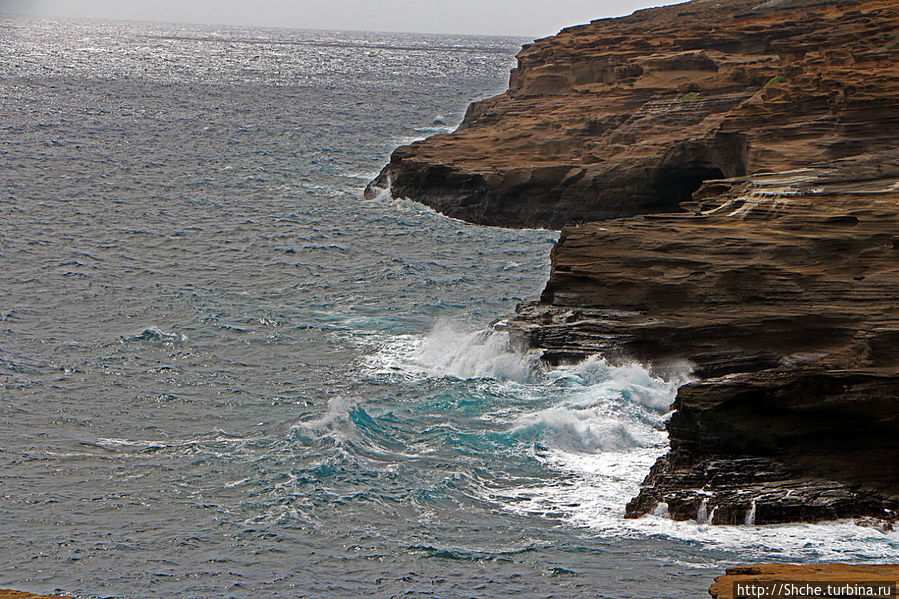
[367,0,899,229]
[504,155,899,524]
[370,0,899,524]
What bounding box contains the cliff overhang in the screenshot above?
[369,0,899,525]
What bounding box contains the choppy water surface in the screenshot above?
[1,16,897,599]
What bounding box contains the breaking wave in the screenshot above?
[365,320,543,381]
[355,321,899,562]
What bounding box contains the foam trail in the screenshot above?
[124,326,186,343]
[290,395,362,435]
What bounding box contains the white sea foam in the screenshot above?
[496,358,899,561]
[124,326,187,344]
[413,125,455,134]
[91,433,254,454]
[498,443,899,562]
[289,395,364,445]
[364,320,543,382]
[507,360,677,454]
[367,321,899,562]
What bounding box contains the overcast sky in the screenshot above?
[1,0,677,37]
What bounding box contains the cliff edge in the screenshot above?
[368,0,899,525]
[367,0,898,229]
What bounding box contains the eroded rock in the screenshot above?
[503,154,899,524]
[367,0,899,229]
[371,0,899,525]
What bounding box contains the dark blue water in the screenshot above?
[1,16,896,599]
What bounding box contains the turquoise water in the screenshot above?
[1,16,897,599]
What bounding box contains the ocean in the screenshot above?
[1,16,897,599]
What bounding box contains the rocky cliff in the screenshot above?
[368,0,899,525]
[367,0,899,229]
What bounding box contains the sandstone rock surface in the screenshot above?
[371,0,899,525]
[367,0,899,229]
[709,564,899,599]
[0,591,73,599]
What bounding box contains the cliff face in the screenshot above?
[504,154,899,524]
[505,154,899,378]
[369,0,899,525]
[367,0,899,229]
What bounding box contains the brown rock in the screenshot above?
[499,153,899,524]
[709,564,899,599]
[367,0,899,229]
[501,151,899,379]
[371,0,899,524]
[0,591,73,599]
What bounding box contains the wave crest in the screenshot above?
[366,320,544,382]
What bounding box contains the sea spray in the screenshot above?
[364,322,693,528]
[365,320,543,381]
[745,500,757,526]
[697,498,710,525]
[362,322,899,560]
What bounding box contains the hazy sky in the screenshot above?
[1,0,677,37]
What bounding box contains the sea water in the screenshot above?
[1,16,897,599]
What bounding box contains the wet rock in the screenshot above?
[625,369,899,524]
[509,155,899,524]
